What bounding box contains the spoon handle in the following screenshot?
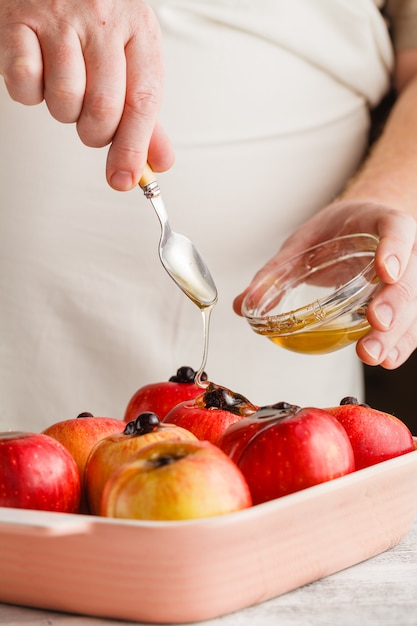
[139,164,157,188]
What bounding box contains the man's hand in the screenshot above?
[0,0,174,189]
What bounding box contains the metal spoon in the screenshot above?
[138,164,218,309]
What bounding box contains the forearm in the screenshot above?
[341,54,417,218]
[236,50,417,369]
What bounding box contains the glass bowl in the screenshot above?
[241,233,380,355]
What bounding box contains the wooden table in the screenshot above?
[1,513,416,626]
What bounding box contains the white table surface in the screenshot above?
[1,513,416,626]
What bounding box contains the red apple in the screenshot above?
[0,431,81,513]
[324,396,415,470]
[124,366,207,422]
[101,439,252,520]
[218,406,355,505]
[217,402,301,459]
[85,412,197,515]
[163,382,258,444]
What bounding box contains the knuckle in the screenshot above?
[46,79,82,104]
[384,335,414,368]
[386,209,417,242]
[3,55,41,85]
[84,93,122,128]
[1,58,43,105]
[394,278,415,305]
[396,210,417,230]
[126,88,160,120]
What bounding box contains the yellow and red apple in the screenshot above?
[43,412,126,480]
[101,439,253,520]
[85,412,197,515]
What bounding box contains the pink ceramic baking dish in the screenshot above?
[0,446,416,624]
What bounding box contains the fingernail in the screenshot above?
[385,255,401,280]
[374,303,393,329]
[110,171,134,190]
[362,338,382,361]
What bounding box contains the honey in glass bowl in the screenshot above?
[241,234,380,355]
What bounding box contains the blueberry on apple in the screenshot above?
[124,366,208,422]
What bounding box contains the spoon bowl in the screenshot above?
[139,165,218,309]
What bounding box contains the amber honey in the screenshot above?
[194,304,214,387]
[241,234,380,356]
[266,317,370,354]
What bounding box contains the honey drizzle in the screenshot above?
[195,304,215,388]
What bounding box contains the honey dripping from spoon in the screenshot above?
[195,302,215,389]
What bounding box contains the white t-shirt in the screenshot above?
[0,0,393,430]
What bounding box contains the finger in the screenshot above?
[379,326,417,369]
[233,289,249,316]
[42,25,86,123]
[106,27,164,190]
[368,251,417,332]
[374,210,416,284]
[147,121,175,173]
[0,24,43,105]
[358,302,417,367]
[358,320,417,370]
[357,275,417,366]
[76,35,127,149]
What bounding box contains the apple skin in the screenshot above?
[43,412,126,512]
[217,402,301,459]
[101,439,253,521]
[124,366,207,422]
[218,406,355,505]
[85,412,198,515]
[0,431,81,513]
[43,412,126,479]
[163,382,258,444]
[324,397,415,470]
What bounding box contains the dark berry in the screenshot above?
[124,412,160,436]
[77,412,94,418]
[169,366,207,384]
[340,396,359,406]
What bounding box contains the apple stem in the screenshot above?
[150,454,178,469]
